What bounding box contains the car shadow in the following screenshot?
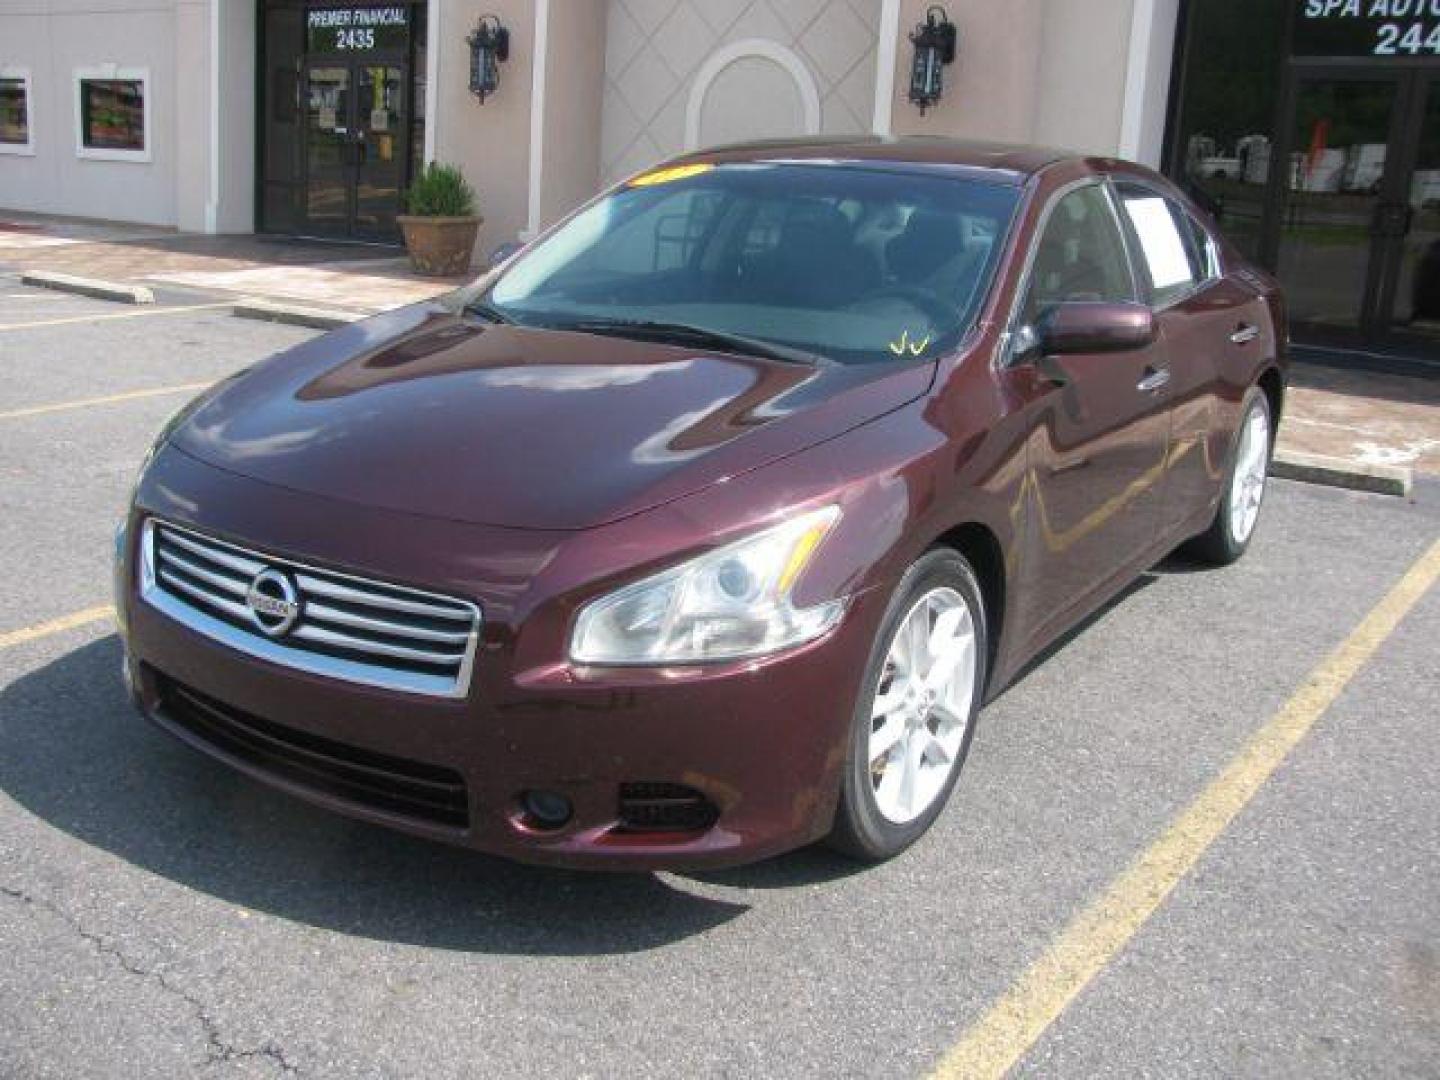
[995,571,1160,697]
[685,845,869,890]
[1149,549,1222,576]
[0,637,752,956]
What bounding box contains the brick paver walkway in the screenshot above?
[0,212,461,313]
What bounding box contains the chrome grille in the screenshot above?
[139,519,481,698]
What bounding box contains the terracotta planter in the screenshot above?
[397,215,482,277]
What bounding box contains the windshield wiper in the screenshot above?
[562,318,826,366]
[463,298,512,324]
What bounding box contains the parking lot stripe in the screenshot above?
[0,605,115,651]
[931,536,1440,1080]
[0,382,211,422]
[0,301,232,332]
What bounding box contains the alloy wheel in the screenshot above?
[1229,402,1270,546]
[868,587,977,825]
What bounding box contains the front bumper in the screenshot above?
[118,448,881,870]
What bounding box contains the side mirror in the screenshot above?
[1035,301,1157,355]
[488,240,524,268]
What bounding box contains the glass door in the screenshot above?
[353,64,405,239]
[1270,71,1406,341]
[302,60,407,240]
[1387,76,1440,352]
[303,64,353,236]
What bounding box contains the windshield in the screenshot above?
[479,163,1019,366]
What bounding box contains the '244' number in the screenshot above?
[1375,22,1440,55]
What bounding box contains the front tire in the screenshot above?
[1187,387,1272,566]
[828,550,987,862]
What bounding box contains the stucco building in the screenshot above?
[3,1,1439,364]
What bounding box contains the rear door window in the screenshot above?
[1118,188,1200,307]
[1183,212,1221,282]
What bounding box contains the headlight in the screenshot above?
[570,506,845,665]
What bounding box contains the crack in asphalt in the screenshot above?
[2,883,299,1075]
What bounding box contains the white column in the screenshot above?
[1118,0,1181,166]
[525,0,551,238]
[205,0,220,233]
[424,0,440,165]
[872,0,902,137]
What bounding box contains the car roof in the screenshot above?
[674,136,1075,186]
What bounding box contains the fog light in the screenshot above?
[521,789,572,829]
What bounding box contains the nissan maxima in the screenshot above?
[115,138,1286,869]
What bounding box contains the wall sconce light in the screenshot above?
[468,14,510,103]
[909,5,957,114]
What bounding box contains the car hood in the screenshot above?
[172,303,933,530]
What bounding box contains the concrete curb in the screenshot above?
[230,298,366,331]
[1271,448,1412,498]
[21,270,154,305]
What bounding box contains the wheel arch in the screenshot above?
[1257,365,1285,434]
[928,521,1007,687]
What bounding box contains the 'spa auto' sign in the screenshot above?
[1295,0,1440,56]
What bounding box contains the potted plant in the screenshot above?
[398,163,482,277]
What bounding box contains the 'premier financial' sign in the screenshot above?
[1295,1,1440,56]
[307,6,410,54]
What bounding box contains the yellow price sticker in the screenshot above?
[628,163,715,188]
[888,329,932,357]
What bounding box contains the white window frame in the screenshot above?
[0,66,35,156]
[74,64,152,163]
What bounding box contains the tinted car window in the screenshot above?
[485,163,1020,366]
[1119,190,1200,306]
[1020,183,1136,326]
[585,188,727,274]
[1184,211,1221,281]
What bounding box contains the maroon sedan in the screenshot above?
[115,139,1285,869]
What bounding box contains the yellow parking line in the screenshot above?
[0,300,232,332]
[0,381,210,421]
[0,605,115,651]
[931,536,1440,1080]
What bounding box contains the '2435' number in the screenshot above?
[334,28,376,50]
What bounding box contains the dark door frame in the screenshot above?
[1262,57,1440,348]
[256,0,426,243]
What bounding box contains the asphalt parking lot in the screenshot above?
[1,278,1437,1079]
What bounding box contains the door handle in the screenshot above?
[1230,324,1260,345]
[1137,366,1171,394]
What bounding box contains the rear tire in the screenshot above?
[1187,387,1272,566]
[827,550,987,862]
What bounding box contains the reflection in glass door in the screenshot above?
[303,61,407,240]
[305,65,352,235]
[1391,79,1440,348]
[354,65,405,237]
[1273,75,1402,339]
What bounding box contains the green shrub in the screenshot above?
[405,163,477,217]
